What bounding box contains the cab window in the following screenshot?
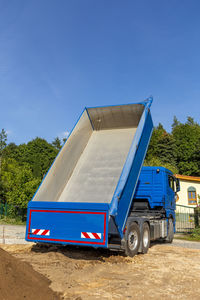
[168,176,175,191]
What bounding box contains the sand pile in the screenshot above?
[0,247,60,300]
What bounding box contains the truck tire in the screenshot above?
[165,218,174,243]
[125,222,140,257]
[141,222,150,254]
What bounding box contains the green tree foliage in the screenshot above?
[143,157,178,174]
[145,124,177,172]
[172,116,180,130]
[0,129,7,203]
[1,158,40,208]
[0,137,58,217]
[22,138,58,178]
[52,137,62,151]
[0,129,7,155]
[4,138,58,179]
[156,133,177,166]
[145,116,200,176]
[145,123,165,161]
[172,117,200,176]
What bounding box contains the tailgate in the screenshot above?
[26,202,109,247]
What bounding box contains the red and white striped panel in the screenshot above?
[81,232,102,239]
[32,229,50,236]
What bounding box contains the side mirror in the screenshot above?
[175,178,180,193]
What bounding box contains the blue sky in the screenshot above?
[1,0,200,144]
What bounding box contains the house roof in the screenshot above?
[175,174,200,182]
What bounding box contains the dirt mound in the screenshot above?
[0,247,60,300]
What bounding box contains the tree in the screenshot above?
[1,158,40,208]
[0,129,7,170]
[145,124,177,168]
[145,123,165,161]
[3,143,18,160]
[172,117,200,176]
[145,122,178,173]
[0,129,8,203]
[4,138,58,179]
[144,155,178,174]
[52,137,62,151]
[0,129,7,155]
[24,138,58,178]
[156,132,177,166]
[172,116,179,130]
[186,116,195,126]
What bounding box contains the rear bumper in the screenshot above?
[26,201,109,248]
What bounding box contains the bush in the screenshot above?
[190,227,200,240]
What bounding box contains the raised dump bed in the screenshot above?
[26,99,153,248]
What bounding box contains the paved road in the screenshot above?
[172,238,200,250]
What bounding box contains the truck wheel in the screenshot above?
[125,222,140,257]
[165,218,174,243]
[141,222,150,254]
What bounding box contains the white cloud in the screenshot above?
[5,129,12,136]
[59,130,70,140]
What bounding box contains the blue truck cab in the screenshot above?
[134,166,178,220]
[132,166,180,241]
[108,166,180,256]
[25,99,180,257]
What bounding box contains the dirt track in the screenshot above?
[1,241,200,300]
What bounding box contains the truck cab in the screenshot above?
[119,166,180,256]
[134,166,180,217]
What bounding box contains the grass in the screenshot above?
[0,216,26,225]
[175,227,200,242]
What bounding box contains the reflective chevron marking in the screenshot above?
[32,229,50,236]
[81,232,102,239]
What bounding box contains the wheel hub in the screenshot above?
[128,230,138,251]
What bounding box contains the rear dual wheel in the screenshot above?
[125,222,140,257]
[141,222,150,254]
[125,222,150,257]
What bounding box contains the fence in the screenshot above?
[175,204,195,233]
[0,203,27,222]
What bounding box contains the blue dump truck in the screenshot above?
[25,98,180,257]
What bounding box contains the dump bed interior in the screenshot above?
[32,104,144,204]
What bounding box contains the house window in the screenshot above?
[188,186,197,205]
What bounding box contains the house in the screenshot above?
[175,174,200,207]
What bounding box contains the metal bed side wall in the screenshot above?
[114,110,153,237]
[32,110,93,202]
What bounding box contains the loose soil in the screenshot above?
[1,241,200,299]
[0,247,60,300]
